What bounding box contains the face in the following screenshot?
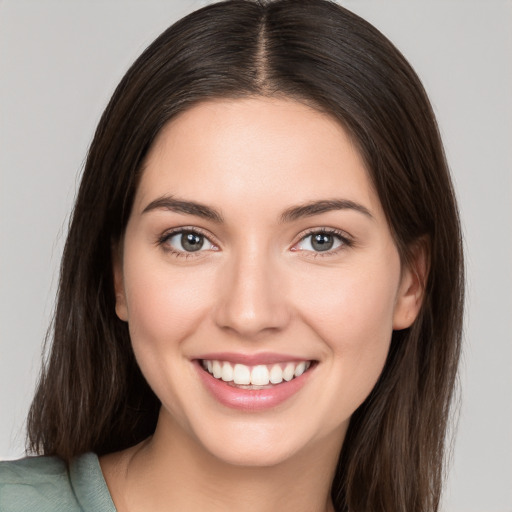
[114,97,422,467]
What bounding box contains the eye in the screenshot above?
[160,229,216,255]
[294,229,350,254]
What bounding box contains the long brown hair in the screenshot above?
[27,1,464,510]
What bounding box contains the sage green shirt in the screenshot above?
[0,452,116,511]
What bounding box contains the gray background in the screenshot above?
[1,1,511,511]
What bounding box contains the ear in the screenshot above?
[112,241,129,322]
[392,238,429,330]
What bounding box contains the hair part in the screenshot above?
[27,1,464,511]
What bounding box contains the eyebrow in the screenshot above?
[142,196,224,223]
[279,199,373,222]
[141,196,373,223]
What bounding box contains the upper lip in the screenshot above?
[195,352,313,366]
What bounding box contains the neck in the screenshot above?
[102,410,343,512]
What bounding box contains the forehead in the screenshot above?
[135,97,381,219]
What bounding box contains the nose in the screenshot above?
[213,247,291,339]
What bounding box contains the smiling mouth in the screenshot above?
[200,359,314,388]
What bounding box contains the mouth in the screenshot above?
[200,359,313,389]
[195,356,316,411]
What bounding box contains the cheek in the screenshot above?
[121,248,214,353]
[294,255,401,396]
[300,263,398,342]
[120,248,218,423]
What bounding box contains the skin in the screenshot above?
[102,97,425,512]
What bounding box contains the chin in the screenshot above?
[189,412,342,469]
[201,434,304,468]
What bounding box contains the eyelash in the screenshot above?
[295,227,353,258]
[157,227,353,259]
[157,226,217,259]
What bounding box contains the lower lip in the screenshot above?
[195,361,314,412]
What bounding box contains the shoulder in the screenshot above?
[0,453,116,512]
[0,455,75,511]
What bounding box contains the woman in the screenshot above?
[0,0,464,511]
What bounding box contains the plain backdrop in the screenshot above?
[0,1,511,511]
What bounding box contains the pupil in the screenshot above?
[312,233,333,251]
[181,232,203,252]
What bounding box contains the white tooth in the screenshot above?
[294,361,306,377]
[269,364,284,384]
[221,362,234,382]
[251,365,270,386]
[283,363,295,381]
[233,364,251,385]
[212,360,222,378]
[206,360,213,373]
